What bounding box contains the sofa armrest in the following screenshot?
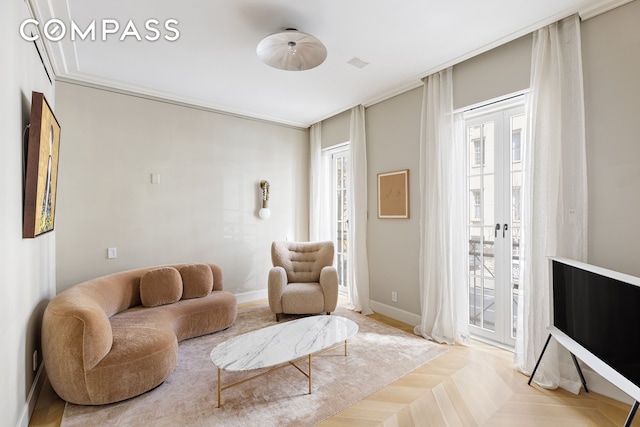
[44,292,113,372]
[319,266,339,313]
[42,289,113,402]
[268,266,287,314]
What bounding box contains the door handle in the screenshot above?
[503,223,509,238]
[495,223,501,238]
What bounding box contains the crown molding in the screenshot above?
[56,74,310,130]
[579,0,635,20]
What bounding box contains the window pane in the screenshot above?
[468,125,482,176]
[482,175,495,227]
[482,122,494,174]
[512,130,521,162]
[469,276,482,327]
[512,289,520,339]
[331,149,350,290]
[482,279,495,331]
[511,114,525,163]
[482,226,495,279]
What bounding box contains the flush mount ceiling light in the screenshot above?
[257,28,327,71]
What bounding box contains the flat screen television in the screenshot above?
[550,257,640,402]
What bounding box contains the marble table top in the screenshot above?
[210,315,358,371]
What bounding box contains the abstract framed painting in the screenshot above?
[377,169,409,219]
[23,91,61,238]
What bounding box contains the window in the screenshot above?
[464,95,525,348]
[473,138,485,166]
[472,190,481,220]
[512,129,522,162]
[325,145,349,292]
[512,186,521,222]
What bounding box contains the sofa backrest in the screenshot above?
[57,263,224,317]
[271,241,334,283]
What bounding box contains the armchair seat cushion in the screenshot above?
[282,282,325,314]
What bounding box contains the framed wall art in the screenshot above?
[377,169,409,219]
[23,91,61,238]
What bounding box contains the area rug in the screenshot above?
[61,303,447,427]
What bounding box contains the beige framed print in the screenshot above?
[377,169,409,219]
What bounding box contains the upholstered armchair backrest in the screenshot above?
[271,241,335,283]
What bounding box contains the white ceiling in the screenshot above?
[30,0,624,128]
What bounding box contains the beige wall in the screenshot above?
[321,109,350,148]
[55,82,309,296]
[362,35,532,316]
[453,34,532,110]
[582,0,640,277]
[1,2,57,426]
[366,88,423,314]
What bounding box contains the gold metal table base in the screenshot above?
[216,339,349,408]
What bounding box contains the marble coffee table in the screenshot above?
[210,315,358,407]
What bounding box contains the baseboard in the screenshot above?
[583,367,635,405]
[234,289,268,305]
[233,294,423,328]
[369,300,421,327]
[18,362,45,427]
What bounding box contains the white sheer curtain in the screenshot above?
[516,14,588,393]
[309,122,330,242]
[347,105,372,314]
[414,67,469,345]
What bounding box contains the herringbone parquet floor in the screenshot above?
[29,306,639,427]
[319,313,639,427]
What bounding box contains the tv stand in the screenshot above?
[529,328,639,427]
[528,333,589,392]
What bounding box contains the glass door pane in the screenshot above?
[467,121,496,332]
[332,150,349,292]
[510,113,525,339]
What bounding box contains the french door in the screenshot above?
[465,97,524,348]
[330,146,349,294]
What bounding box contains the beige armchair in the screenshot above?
[268,241,339,321]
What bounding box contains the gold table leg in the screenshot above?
[215,339,350,408]
[308,354,312,394]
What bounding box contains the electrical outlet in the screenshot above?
[32,350,38,371]
[391,291,398,303]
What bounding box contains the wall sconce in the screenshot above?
[259,180,271,219]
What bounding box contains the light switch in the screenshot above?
[151,173,161,184]
[107,247,118,259]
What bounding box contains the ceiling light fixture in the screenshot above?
[257,28,327,71]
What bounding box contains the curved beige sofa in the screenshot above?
[42,263,237,405]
